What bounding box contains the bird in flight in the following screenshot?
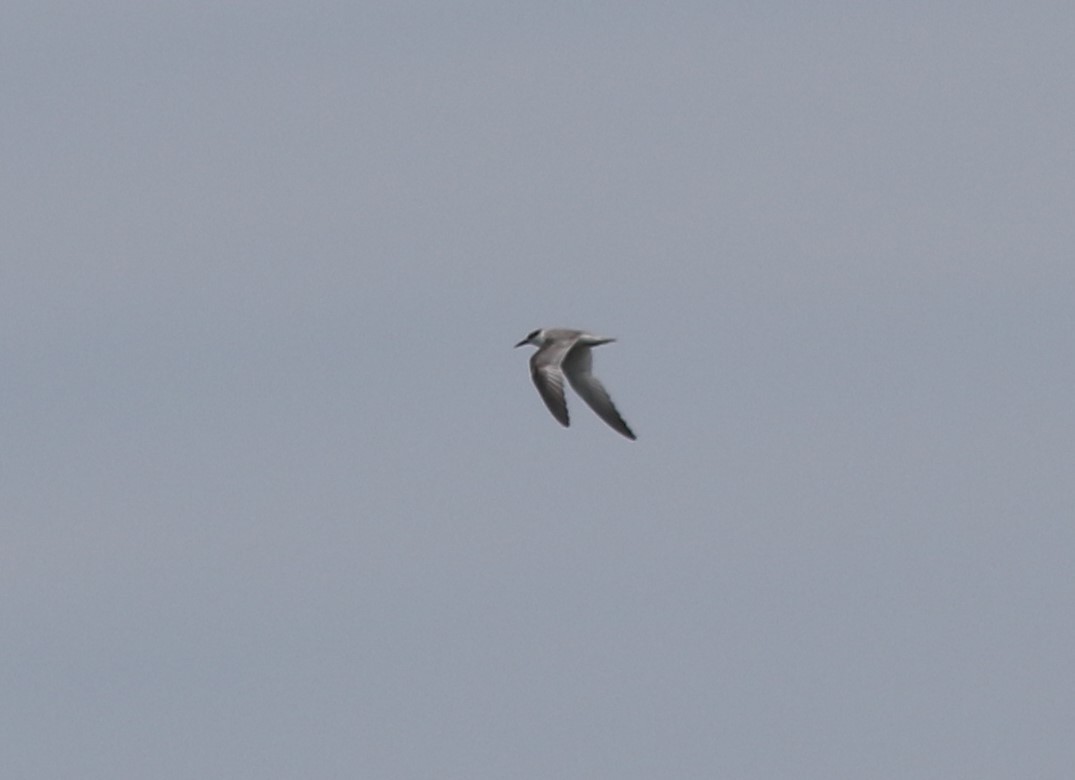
[514,328,636,440]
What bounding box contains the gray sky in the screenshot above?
[4,3,1074,777]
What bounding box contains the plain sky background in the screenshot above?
[4,3,1074,778]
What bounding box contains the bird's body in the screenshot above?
[514,328,636,440]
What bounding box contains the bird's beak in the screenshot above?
[514,339,528,348]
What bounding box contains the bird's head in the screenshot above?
[514,328,545,348]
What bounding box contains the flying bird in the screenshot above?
[514,328,637,440]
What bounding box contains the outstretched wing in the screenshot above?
[529,341,574,427]
[562,345,637,440]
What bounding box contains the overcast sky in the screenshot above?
[4,3,1074,778]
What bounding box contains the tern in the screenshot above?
[514,328,637,440]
